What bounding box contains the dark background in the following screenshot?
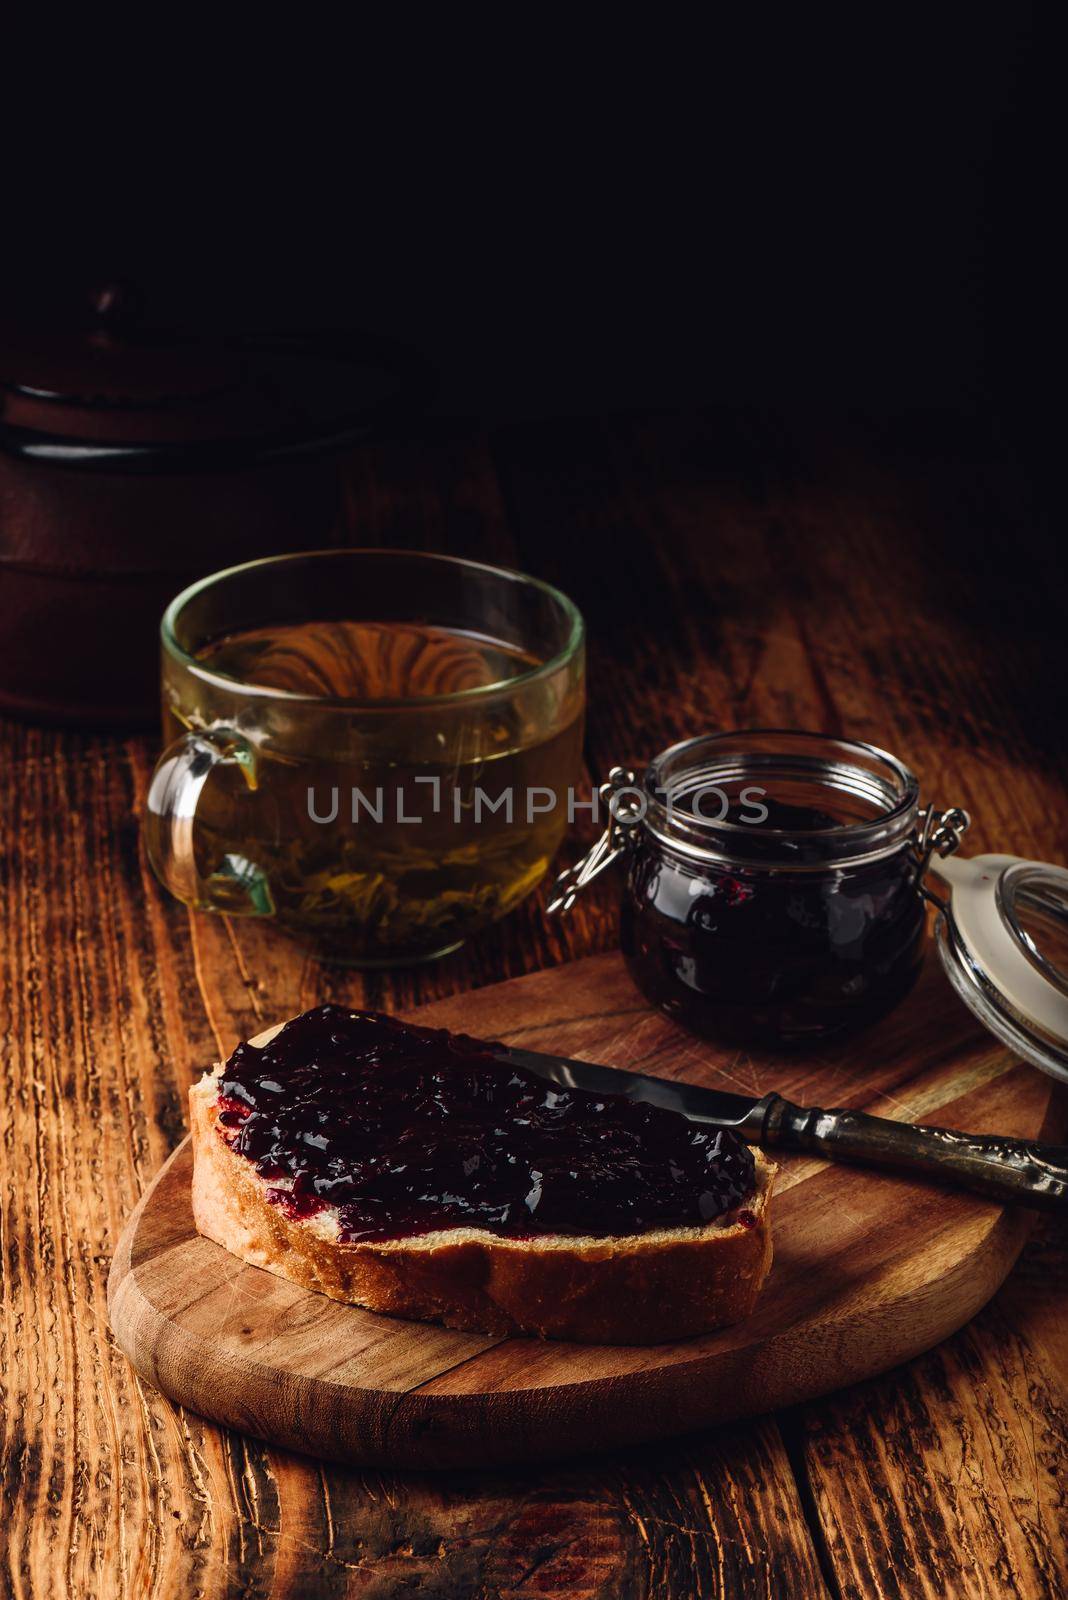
[9,9,1050,452]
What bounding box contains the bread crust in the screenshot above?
[190,1069,776,1344]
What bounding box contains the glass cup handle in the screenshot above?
[144,730,268,913]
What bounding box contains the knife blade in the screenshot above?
[496,1043,1068,1214]
[500,1045,765,1131]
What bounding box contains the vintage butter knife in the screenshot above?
[499,1045,1068,1213]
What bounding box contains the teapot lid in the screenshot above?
[0,283,431,472]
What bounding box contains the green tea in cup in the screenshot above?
[146,550,585,965]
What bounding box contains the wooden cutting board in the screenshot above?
[107,951,1063,1468]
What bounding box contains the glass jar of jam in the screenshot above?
[552,729,1068,1076]
[554,731,944,1048]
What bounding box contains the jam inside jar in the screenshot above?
[619,732,926,1047]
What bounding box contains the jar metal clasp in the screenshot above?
[547,767,642,915]
[915,805,971,905]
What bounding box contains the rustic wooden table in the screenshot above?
[2,411,1065,1598]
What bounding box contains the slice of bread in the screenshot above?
[189,1026,776,1345]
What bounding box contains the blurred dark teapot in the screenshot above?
[0,286,430,725]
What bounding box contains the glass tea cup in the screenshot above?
[144,549,586,965]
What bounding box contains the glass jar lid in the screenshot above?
[931,853,1068,1083]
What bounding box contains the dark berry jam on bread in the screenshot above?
[215,1005,756,1243]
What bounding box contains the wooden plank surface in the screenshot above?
[1,409,1065,1596]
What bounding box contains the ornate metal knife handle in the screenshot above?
[755,1094,1068,1213]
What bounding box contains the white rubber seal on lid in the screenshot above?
[931,853,1068,1084]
